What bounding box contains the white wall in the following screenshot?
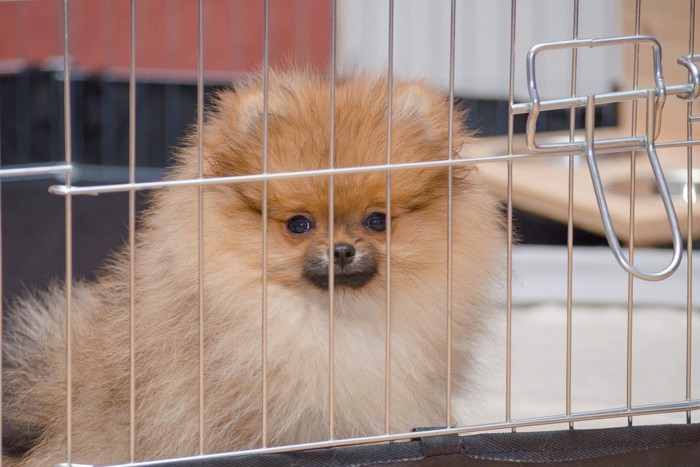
[337,0,622,101]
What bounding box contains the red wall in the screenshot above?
[0,0,331,79]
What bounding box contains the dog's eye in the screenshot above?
[364,212,386,232]
[287,215,314,235]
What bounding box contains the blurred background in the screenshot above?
[0,0,621,169]
[0,0,611,297]
[0,0,697,296]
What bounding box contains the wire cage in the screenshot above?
[1,0,699,466]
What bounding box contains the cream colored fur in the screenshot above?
[2,71,504,465]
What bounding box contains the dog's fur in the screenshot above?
[2,71,504,465]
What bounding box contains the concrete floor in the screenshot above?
[466,245,700,431]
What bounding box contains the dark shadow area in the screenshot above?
[1,179,150,299]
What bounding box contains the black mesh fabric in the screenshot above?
[458,423,700,466]
[104,423,700,466]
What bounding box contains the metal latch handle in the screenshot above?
[584,91,683,281]
[525,35,667,154]
[676,54,700,101]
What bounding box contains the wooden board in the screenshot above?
[468,130,698,247]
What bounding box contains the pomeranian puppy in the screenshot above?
[2,71,504,465]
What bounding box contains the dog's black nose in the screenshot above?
[334,242,356,268]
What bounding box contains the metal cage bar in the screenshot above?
[565,0,580,431]
[446,0,457,430]
[327,0,337,442]
[62,0,75,464]
[0,2,698,466]
[261,0,271,449]
[196,0,206,454]
[0,85,2,467]
[626,0,642,426]
[128,0,137,460]
[505,0,517,431]
[686,0,697,425]
[384,0,394,437]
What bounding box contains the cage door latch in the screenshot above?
[676,54,700,101]
[584,91,683,281]
[521,35,684,281]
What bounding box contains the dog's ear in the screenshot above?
[393,83,433,120]
[392,81,474,160]
[210,85,268,140]
[226,86,269,133]
[389,81,476,201]
[201,86,269,178]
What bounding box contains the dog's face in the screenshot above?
[288,208,384,290]
[249,170,395,293]
[194,72,473,294]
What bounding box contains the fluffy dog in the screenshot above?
[2,71,504,465]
